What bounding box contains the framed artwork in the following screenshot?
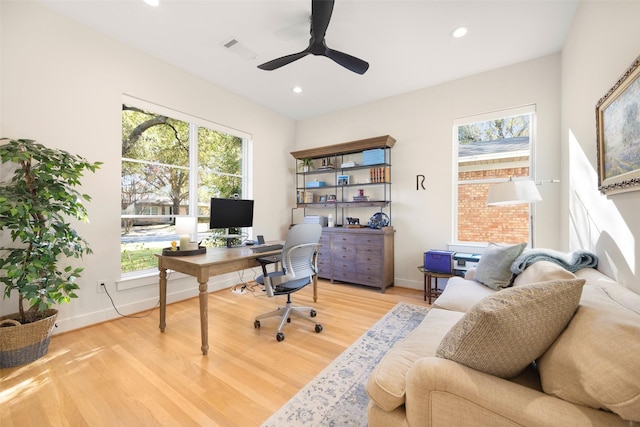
[337,175,349,186]
[319,195,327,203]
[596,54,640,195]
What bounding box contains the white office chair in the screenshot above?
[254,223,322,342]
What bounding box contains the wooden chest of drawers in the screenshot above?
[317,226,394,291]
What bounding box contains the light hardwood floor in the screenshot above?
[1,279,429,427]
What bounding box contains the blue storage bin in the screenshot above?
[305,181,326,188]
[362,148,385,165]
[424,250,454,274]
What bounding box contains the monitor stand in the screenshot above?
[216,229,241,248]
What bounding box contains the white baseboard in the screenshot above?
[392,277,422,291]
[53,275,241,335]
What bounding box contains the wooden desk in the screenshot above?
[156,244,318,355]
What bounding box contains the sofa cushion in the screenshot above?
[436,278,585,378]
[538,274,640,422]
[513,260,576,287]
[432,276,496,312]
[366,308,464,412]
[474,242,527,290]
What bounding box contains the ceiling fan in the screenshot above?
[258,0,369,75]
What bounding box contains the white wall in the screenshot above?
[561,1,640,293]
[0,1,296,332]
[295,54,562,290]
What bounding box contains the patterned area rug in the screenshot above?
[261,302,430,426]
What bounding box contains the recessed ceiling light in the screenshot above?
[451,26,468,38]
[292,86,303,94]
[144,0,160,7]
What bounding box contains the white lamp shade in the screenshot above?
[486,179,542,206]
[175,216,197,235]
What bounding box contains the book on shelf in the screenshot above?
[298,190,315,203]
[303,191,314,203]
[369,166,390,183]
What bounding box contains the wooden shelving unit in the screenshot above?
[291,135,395,225]
[291,135,396,292]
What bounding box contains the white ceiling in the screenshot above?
[37,0,579,120]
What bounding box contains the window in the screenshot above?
[121,98,250,275]
[454,105,536,245]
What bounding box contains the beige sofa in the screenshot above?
[366,261,640,426]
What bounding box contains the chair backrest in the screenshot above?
[281,223,322,278]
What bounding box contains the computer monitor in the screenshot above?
[209,197,254,246]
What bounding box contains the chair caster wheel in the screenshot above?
[276,332,285,342]
[254,320,261,329]
[315,324,323,333]
[310,309,317,317]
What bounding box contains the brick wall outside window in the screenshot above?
[458,167,531,244]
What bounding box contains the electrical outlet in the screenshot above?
[97,280,107,293]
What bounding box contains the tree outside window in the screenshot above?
[121,103,245,274]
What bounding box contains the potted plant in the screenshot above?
[0,138,101,368]
[299,158,314,173]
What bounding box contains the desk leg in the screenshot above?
[198,280,209,356]
[159,268,167,332]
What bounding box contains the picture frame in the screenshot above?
[319,195,327,203]
[337,175,350,186]
[596,54,640,195]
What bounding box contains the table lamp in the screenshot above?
[175,216,196,250]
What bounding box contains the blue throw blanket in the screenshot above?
[510,249,598,275]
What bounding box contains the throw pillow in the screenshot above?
[538,279,640,422]
[432,277,496,312]
[435,278,585,379]
[474,242,527,290]
[512,260,576,287]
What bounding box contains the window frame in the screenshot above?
[120,95,253,279]
[452,104,537,246]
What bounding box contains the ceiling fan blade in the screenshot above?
[258,0,369,75]
[325,48,370,75]
[258,51,310,71]
[311,0,334,43]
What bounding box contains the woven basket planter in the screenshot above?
[0,309,58,368]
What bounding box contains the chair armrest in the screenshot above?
[405,357,627,427]
[280,242,320,276]
[263,243,320,297]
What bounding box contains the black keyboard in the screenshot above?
[251,244,283,253]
